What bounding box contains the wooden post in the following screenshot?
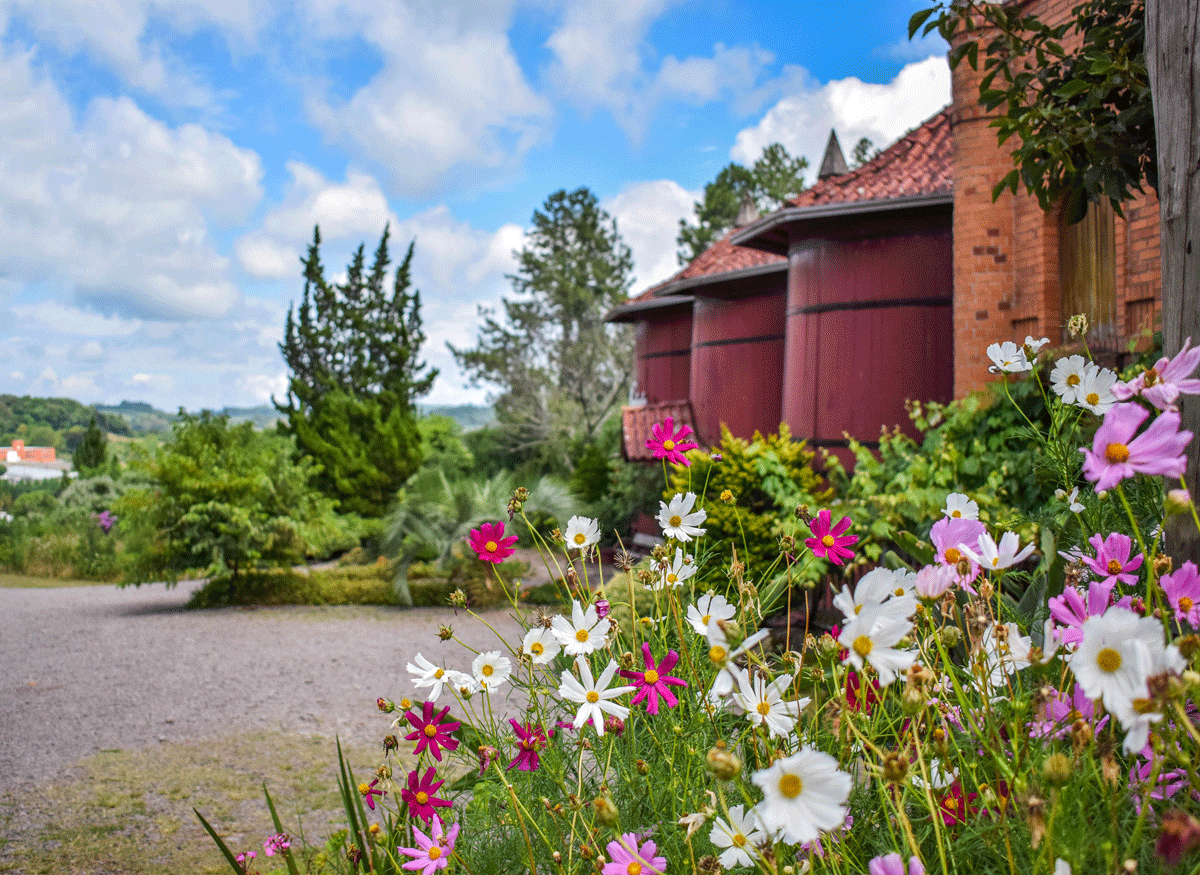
[1147,0,1200,565]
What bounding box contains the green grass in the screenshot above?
[0,573,108,588]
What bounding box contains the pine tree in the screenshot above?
[74,416,107,474]
[276,226,437,516]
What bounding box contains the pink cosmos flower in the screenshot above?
[646,416,698,466]
[398,816,459,875]
[1113,337,1200,410]
[1048,579,1131,647]
[508,719,553,772]
[1028,684,1108,738]
[401,767,452,823]
[1081,403,1192,492]
[929,516,985,591]
[869,853,926,875]
[404,701,461,762]
[914,563,957,598]
[602,833,667,875]
[467,521,518,564]
[1081,531,1144,586]
[263,833,291,857]
[805,509,858,565]
[1160,561,1200,626]
[619,642,688,715]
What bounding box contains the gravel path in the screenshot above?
[0,581,527,797]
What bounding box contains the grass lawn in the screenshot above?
[0,573,109,588]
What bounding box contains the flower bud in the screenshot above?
[1042,752,1071,786]
[604,716,625,737]
[376,763,392,780]
[882,751,909,783]
[449,588,467,608]
[1154,554,1174,576]
[720,489,735,504]
[377,697,394,713]
[635,759,649,775]
[706,745,742,780]
[438,624,454,641]
[940,626,962,648]
[592,794,619,826]
[593,597,610,619]
[901,686,926,715]
[552,851,563,865]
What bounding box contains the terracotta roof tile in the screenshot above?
[641,229,785,297]
[621,401,701,461]
[789,106,952,208]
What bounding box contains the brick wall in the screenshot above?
[951,0,1161,396]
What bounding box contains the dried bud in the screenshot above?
[1067,313,1089,338]
[636,568,656,588]
[795,504,812,524]
[881,750,909,783]
[437,624,454,641]
[978,580,994,600]
[383,735,398,754]
[347,846,363,865]
[1166,489,1193,516]
[1179,635,1200,661]
[635,759,649,775]
[620,651,636,670]
[650,544,669,562]
[955,556,973,579]
[614,551,634,572]
[1042,752,1071,786]
[513,486,529,503]
[706,745,742,780]
[1154,553,1174,576]
[592,794,619,826]
[376,763,392,780]
[565,567,579,589]
[376,697,394,713]
[594,598,611,619]
[697,855,721,874]
[727,558,745,580]
[720,489,735,504]
[552,851,563,865]
[449,588,467,608]
[604,716,625,737]
[1071,718,1094,753]
[578,844,594,860]
[901,686,926,715]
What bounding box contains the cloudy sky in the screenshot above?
[0,0,950,413]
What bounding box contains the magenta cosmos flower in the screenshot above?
[805,509,858,565]
[507,719,553,772]
[404,701,461,762]
[869,853,926,875]
[398,816,459,875]
[358,778,386,810]
[1047,579,1130,647]
[1113,336,1200,410]
[401,767,452,823]
[646,416,698,466]
[1161,561,1200,626]
[1081,531,1143,586]
[602,833,667,875]
[619,642,688,715]
[467,520,518,564]
[1080,402,1192,491]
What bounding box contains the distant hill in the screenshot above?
[417,403,495,431]
[0,395,132,439]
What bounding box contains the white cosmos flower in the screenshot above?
[751,747,852,845]
[407,653,453,701]
[1075,364,1118,414]
[687,592,736,635]
[522,626,561,664]
[734,671,809,738]
[710,803,770,869]
[943,492,979,520]
[986,340,1032,374]
[446,669,480,696]
[975,622,1032,689]
[1050,354,1090,404]
[1054,486,1084,513]
[832,567,916,624]
[654,547,697,590]
[472,650,513,691]
[550,600,608,655]
[657,492,707,541]
[838,601,916,686]
[563,515,600,551]
[960,530,1035,572]
[1025,335,1050,355]
[557,656,635,735]
[1070,607,1158,710]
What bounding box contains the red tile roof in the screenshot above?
[788,106,952,208]
[621,401,701,461]
[642,229,785,297]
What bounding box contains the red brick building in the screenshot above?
[6,439,56,463]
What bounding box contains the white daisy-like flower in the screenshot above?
[550,600,608,655]
[960,530,1035,572]
[707,665,751,715]
[734,671,809,738]
[1070,607,1158,710]
[446,669,480,696]
[1025,335,1050,355]
[910,758,957,791]
[832,567,916,624]
[471,650,513,692]
[654,546,697,590]
[710,804,770,870]
[986,340,1032,374]
[686,592,736,635]
[706,622,770,670]
[1054,486,1084,513]
[657,492,707,541]
[975,622,1032,689]
[563,515,600,551]
[522,626,561,664]
[556,655,635,735]
[942,492,979,520]
[1050,354,1089,403]
[407,653,453,701]
[750,747,853,845]
[838,601,916,686]
[1074,363,1118,414]
[1055,860,1072,875]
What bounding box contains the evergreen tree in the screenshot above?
[73,416,107,474]
[276,226,437,516]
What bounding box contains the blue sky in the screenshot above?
[0,0,950,412]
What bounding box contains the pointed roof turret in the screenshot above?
[817,129,848,180]
[733,193,759,227]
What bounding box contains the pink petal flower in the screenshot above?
[1080,403,1192,492]
[805,509,858,565]
[645,416,699,466]
[467,520,518,564]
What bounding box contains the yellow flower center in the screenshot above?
[709,645,727,664]
[945,798,958,812]
[627,864,642,875]
[424,725,438,738]
[434,668,444,678]
[1107,559,1123,575]
[854,604,863,615]
[853,635,873,658]
[662,439,675,451]
[1180,596,1194,612]
[944,547,961,563]
[670,515,682,527]
[757,702,771,716]
[1067,373,1081,386]
[1096,647,1122,673]
[575,628,590,643]
[701,613,711,625]
[1105,443,1130,464]
[951,510,962,518]
[992,556,1000,567]
[574,533,586,545]
[644,670,659,684]
[530,642,544,655]
[894,587,905,596]
[400,698,412,710]
[428,846,442,861]
[821,534,836,548]
[732,833,747,848]
[358,782,370,794]
[416,791,429,804]
[778,773,803,799]
[482,664,494,676]
[484,540,498,552]
[667,573,677,583]
[1086,392,1099,406]
[586,691,600,703]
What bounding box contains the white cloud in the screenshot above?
[731,55,951,175]
[237,371,288,405]
[70,340,105,362]
[0,46,263,319]
[603,180,698,292]
[8,302,142,337]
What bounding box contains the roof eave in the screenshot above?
[604,294,694,323]
[650,259,787,298]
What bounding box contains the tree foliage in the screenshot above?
[850,137,880,168]
[117,412,336,586]
[450,188,634,470]
[277,226,436,515]
[73,417,108,474]
[676,143,809,264]
[913,0,1152,220]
